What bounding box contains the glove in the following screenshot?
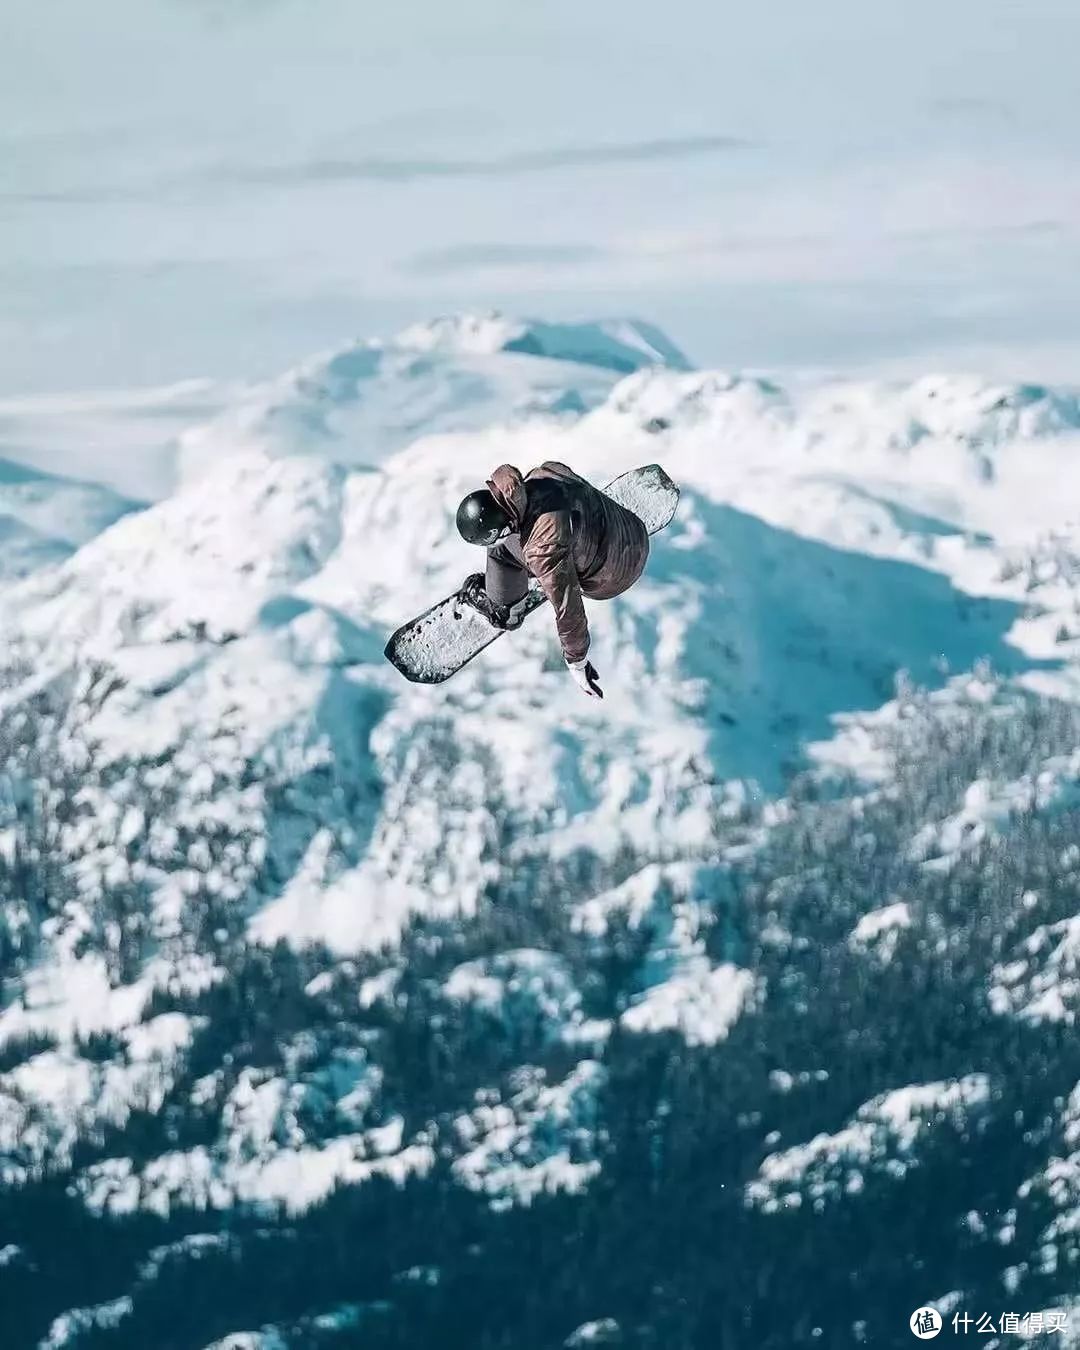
[566,656,604,699]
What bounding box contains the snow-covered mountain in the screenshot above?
[174,315,690,485]
[3,316,1080,1348]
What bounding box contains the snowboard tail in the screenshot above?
[384,464,679,685]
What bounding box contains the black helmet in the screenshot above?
[456,489,511,547]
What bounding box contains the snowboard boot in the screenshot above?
[458,573,529,630]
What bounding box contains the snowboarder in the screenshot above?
[455,460,651,699]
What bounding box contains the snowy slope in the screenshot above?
[6,316,1080,1342]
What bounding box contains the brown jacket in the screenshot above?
[486,461,649,663]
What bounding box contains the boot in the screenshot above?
[458,573,528,630]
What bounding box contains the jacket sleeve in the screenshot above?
[526,510,590,664]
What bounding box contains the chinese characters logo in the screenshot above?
[910,1308,943,1339]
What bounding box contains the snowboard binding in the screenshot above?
[455,573,529,630]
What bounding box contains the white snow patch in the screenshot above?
[747,1075,991,1212]
[850,902,912,961]
[565,1319,622,1347]
[201,1334,289,1350]
[39,1297,133,1349]
[0,1016,197,1183]
[444,949,589,1044]
[454,1061,605,1209]
[79,1124,433,1218]
[75,1048,427,1217]
[991,916,1080,1024]
[622,961,756,1046]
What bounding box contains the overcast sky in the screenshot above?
[4,0,1080,391]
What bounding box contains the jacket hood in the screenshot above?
[486,464,528,530]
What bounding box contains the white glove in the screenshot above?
[566,656,604,699]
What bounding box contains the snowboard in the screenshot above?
[384,464,680,685]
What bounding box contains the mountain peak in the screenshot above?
[392,312,692,374]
